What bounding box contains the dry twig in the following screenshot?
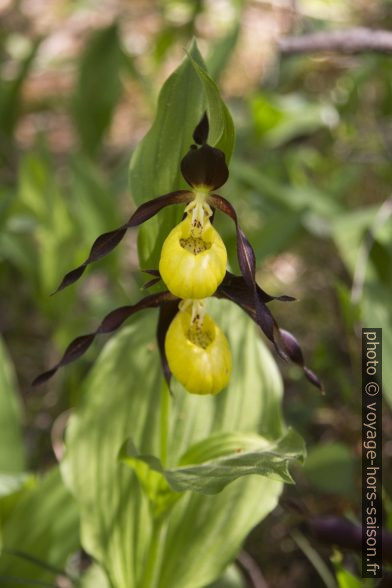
[279,28,392,55]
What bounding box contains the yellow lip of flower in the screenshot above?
[159,214,227,299]
[165,305,232,395]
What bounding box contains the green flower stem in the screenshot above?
[139,382,171,587]
[140,518,165,588]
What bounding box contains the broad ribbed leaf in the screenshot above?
[0,339,25,473]
[129,39,235,268]
[0,468,79,586]
[78,564,111,588]
[121,429,305,495]
[207,564,245,588]
[61,300,291,588]
[61,315,162,588]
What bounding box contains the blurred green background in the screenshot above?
[1,0,391,586]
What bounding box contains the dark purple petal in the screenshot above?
[219,272,296,305]
[277,329,323,390]
[208,195,255,287]
[278,329,304,365]
[52,266,88,295]
[32,368,58,386]
[97,293,173,334]
[61,334,95,365]
[53,190,192,294]
[142,277,162,290]
[215,275,322,391]
[32,291,177,386]
[192,112,209,145]
[52,228,127,293]
[208,193,269,334]
[181,145,229,190]
[156,299,179,387]
[304,367,323,391]
[125,190,192,228]
[215,277,276,345]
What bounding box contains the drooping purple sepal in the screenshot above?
[33,291,177,386]
[53,190,192,294]
[215,273,322,391]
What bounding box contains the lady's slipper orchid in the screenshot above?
[33,114,322,394]
[164,300,232,395]
[159,204,227,299]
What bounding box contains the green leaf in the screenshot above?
[231,159,341,220]
[72,24,123,156]
[187,54,235,159]
[249,210,304,259]
[206,21,241,82]
[61,298,292,588]
[207,563,246,588]
[249,92,338,147]
[336,568,364,588]
[332,206,392,406]
[303,442,357,496]
[117,438,179,521]
[0,473,35,531]
[78,564,111,588]
[121,429,305,495]
[0,473,30,499]
[129,39,234,268]
[0,338,25,473]
[0,468,79,587]
[5,151,75,296]
[0,37,41,140]
[69,155,121,243]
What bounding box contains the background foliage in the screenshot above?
[0,0,391,586]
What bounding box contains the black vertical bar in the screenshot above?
[362,328,382,578]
